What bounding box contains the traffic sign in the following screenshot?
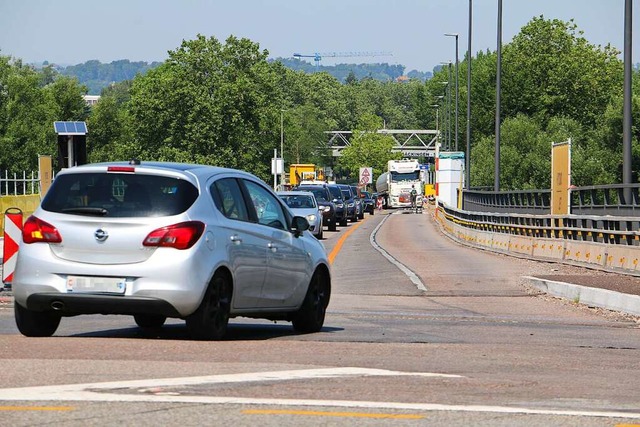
[359,167,372,186]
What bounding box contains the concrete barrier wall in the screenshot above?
[436,207,640,276]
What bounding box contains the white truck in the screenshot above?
[375,159,422,209]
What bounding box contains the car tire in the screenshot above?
[328,221,337,231]
[359,211,365,220]
[134,314,167,329]
[14,302,61,337]
[186,272,232,340]
[316,227,323,240]
[352,214,358,222]
[340,218,348,226]
[292,268,330,334]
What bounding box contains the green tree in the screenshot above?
[87,80,134,162]
[503,16,622,128]
[0,57,61,171]
[125,35,284,181]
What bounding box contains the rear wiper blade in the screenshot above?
[61,207,109,216]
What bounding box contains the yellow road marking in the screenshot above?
[243,409,424,419]
[327,218,367,264]
[0,406,74,411]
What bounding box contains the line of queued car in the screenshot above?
[278,182,375,239]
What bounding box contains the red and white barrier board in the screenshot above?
[2,208,23,285]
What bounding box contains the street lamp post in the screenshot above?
[445,33,459,152]
[441,62,452,151]
[494,0,502,192]
[623,0,632,202]
[438,78,450,150]
[466,0,473,189]
[280,109,285,189]
[431,104,440,149]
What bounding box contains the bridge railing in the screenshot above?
[462,189,551,214]
[439,202,640,246]
[570,183,640,216]
[462,183,640,217]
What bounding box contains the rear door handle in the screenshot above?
[230,235,242,244]
[267,242,277,252]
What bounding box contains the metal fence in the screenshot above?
[1,170,41,196]
[462,183,640,217]
[462,189,551,215]
[440,202,640,246]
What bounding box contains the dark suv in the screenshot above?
[297,184,338,231]
[350,185,365,220]
[326,184,348,226]
[337,184,358,223]
[361,191,375,215]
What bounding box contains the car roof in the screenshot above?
[277,190,315,197]
[56,161,259,182]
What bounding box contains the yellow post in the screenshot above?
[551,139,571,215]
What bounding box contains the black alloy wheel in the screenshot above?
[186,272,232,340]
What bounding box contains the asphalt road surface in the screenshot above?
[0,209,639,426]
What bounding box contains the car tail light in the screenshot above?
[22,216,62,244]
[143,221,205,250]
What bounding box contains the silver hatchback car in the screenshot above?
[12,161,331,340]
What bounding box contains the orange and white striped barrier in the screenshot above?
[2,208,23,286]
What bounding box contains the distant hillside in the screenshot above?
[59,59,162,95]
[57,58,431,94]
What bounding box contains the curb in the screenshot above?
[525,276,640,317]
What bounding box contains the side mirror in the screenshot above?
[291,216,310,237]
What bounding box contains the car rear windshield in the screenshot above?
[301,188,329,202]
[328,186,343,200]
[280,195,316,209]
[41,172,199,218]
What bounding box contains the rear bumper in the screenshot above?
[26,293,182,317]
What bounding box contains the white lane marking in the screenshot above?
[370,212,427,291]
[0,367,637,419]
[0,367,461,398]
[0,366,637,419]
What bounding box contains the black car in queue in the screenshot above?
[296,184,338,231]
[350,185,365,220]
[326,184,348,226]
[337,184,358,223]
[361,190,375,215]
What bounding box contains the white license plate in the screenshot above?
[67,276,126,294]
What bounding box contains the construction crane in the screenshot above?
[292,51,393,70]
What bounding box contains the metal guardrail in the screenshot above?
[462,183,640,217]
[570,183,640,216]
[440,202,640,246]
[462,189,551,214]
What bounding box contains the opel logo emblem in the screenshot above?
[95,229,108,242]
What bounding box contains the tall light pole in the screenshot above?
[280,109,285,189]
[445,33,460,152]
[623,0,632,201]
[439,67,451,151]
[432,100,442,150]
[494,0,502,192]
[466,0,473,189]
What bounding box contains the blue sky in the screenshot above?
[0,0,634,72]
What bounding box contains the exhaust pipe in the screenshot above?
[51,300,65,311]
